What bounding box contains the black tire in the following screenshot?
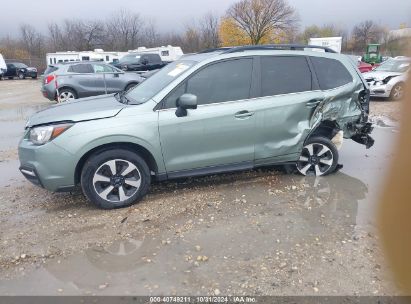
[81,149,151,209]
[125,83,138,92]
[296,136,339,176]
[32,76,37,79]
[389,83,404,101]
[8,77,13,80]
[18,72,25,80]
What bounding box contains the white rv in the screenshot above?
[308,37,343,53]
[0,53,7,79]
[129,46,184,62]
[46,49,128,66]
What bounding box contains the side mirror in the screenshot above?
[175,94,197,117]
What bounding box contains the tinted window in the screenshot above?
[68,64,94,73]
[311,57,353,90]
[261,56,312,96]
[164,58,253,108]
[44,66,59,75]
[148,54,161,64]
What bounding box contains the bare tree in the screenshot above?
[142,19,160,47]
[227,0,298,45]
[106,9,144,51]
[20,24,45,60]
[352,20,384,51]
[199,12,220,49]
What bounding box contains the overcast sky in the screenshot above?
[1,0,410,38]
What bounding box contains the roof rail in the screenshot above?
[222,44,337,54]
[198,47,233,54]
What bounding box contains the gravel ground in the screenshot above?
[0,79,403,296]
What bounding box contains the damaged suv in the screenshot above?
[19,45,374,209]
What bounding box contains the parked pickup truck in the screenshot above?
[111,53,166,72]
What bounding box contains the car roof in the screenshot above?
[182,44,342,64]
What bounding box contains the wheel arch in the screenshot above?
[57,86,78,97]
[74,142,159,185]
[306,120,340,143]
[125,81,139,91]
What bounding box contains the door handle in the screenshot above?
[234,110,254,118]
[306,98,323,108]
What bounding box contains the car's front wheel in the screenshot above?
[18,72,25,80]
[81,149,151,209]
[296,137,338,176]
[390,83,404,101]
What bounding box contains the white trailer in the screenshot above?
[46,49,128,66]
[129,46,184,62]
[308,37,343,53]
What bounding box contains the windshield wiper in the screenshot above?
[114,91,131,105]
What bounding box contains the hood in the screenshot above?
[27,94,125,127]
[363,71,402,81]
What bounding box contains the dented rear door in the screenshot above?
[253,55,325,165]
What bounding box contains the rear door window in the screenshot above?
[68,64,94,73]
[260,56,312,97]
[310,57,353,90]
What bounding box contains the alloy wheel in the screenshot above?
[92,159,141,203]
[392,85,404,100]
[58,91,75,102]
[296,143,334,176]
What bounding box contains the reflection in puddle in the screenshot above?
[0,170,371,295]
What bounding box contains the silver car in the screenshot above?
[41,62,144,102]
[363,56,410,100]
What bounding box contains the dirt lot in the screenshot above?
[0,79,404,296]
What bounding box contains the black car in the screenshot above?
[111,53,166,72]
[5,62,38,79]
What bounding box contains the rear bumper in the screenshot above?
[41,86,56,100]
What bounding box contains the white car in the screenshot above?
[0,53,7,80]
[363,56,410,101]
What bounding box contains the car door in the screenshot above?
[66,63,99,97]
[6,64,15,77]
[253,55,325,165]
[93,63,125,93]
[158,58,258,175]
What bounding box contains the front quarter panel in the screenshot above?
[52,101,165,176]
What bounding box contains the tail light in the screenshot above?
[45,74,55,84]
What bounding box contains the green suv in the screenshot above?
[19,45,374,209]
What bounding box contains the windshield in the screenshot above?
[119,54,141,64]
[368,45,378,53]
[374,59,410,73]
[125,60,197,104]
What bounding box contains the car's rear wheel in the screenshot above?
[81,149,151,209]
[18,72,25,80]
[390,83,404,101]
[58,88,77,103]
[296,137,338,176]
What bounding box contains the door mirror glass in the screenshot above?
[175,94,197,117]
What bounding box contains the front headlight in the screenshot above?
[29,123,73,145]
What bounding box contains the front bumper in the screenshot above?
[25,71,38,78]
[18,138,77,192]
[368,83,392,98]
